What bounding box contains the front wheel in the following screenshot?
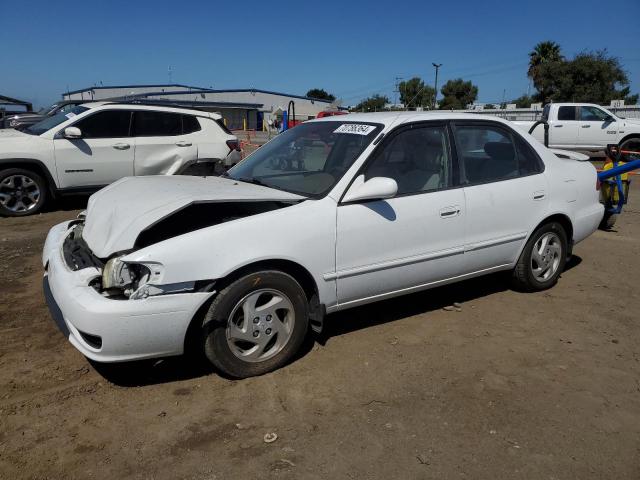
[0,168,48,217]
[512,222,568,291]
[201,270,309,378]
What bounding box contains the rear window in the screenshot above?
[215,118,233,135]
[558,106,577,121]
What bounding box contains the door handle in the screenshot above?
[112,143,130,150]
[439,206,461,218]
[175,141,192,147]
[533,191,546,200]
[553,124,563,128]
[581,125,591,128]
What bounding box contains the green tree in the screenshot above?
[534,50,638,104]
[399,77,435,109]
[354,94,390,112]
[484,103,495,110]
[438,79,478,110]
[528,41,564,104]
[512,94,533,108]
[306,88,336,102]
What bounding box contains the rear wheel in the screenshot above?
[512,222,568,291]
[201,270,309,378]
[0,168,47,217]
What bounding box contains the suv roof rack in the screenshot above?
[103,99,213,113]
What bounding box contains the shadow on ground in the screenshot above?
[91,256,581,387]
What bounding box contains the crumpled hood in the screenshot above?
[83,175,304,258]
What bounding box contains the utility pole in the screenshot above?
[432,63,442,109]
[168,65,172,84]
[394,76,403,107]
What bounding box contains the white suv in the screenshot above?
[0,102,241,216]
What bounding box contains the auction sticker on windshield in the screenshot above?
[333,124,376,135]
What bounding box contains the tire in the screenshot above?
[599,212,617,230]
[512,222,568,292]
[0,168,47,217]
[201,270,309,378]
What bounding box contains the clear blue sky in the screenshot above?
[1,0,639,109]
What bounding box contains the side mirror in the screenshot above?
[342,175,398,203]
[63,126,82,139]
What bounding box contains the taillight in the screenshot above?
[226,140,240,152]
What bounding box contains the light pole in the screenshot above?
[432,63,442,109]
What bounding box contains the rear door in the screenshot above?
[132,110,198,175]
[452,121,548,272]
[53,109,134,188]
[577,106,618,148]
[549,106,580,148]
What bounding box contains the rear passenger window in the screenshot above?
[558,106,577,121]
[182,115,201,134]
[363,125,451,195]
[453,124,541,184]
[133,111,182,136]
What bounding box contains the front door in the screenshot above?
[577,105,619,148]
[335,122,466,307]
[452,121,549,272]
[53,109,134,188]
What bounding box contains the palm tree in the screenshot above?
[528,41,563,79]
[528,41,563,103]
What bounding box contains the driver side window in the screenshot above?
[363,125,451,196]
[72,110,132,138]
[580,106,609,122]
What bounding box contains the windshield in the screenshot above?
[25,106,89,135]
[226,121,382,197]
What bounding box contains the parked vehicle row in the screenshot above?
[0,100,87,130]
[514,103,640,153]
[0,102,241,216]
[42,112,603,378]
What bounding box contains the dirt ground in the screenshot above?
[1,183,639,480]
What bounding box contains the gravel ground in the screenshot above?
[1,183,639,479]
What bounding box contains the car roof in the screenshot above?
[79,102,221,119]
[312,111,513,128]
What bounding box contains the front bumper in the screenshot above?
[42,222,214,363]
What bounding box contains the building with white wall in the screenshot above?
[62,85,343,129]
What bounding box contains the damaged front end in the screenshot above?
[64,199,295,300]
[66,223,217,300]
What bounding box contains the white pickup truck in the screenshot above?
[514,103,640,152]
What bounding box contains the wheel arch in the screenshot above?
[523,213,574,260]
[0,158,58,198]
[182,258,322,355]
[618,133,640,148]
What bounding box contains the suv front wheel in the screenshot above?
[0,168,47,217]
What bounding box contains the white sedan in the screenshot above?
[43,112,604,378]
